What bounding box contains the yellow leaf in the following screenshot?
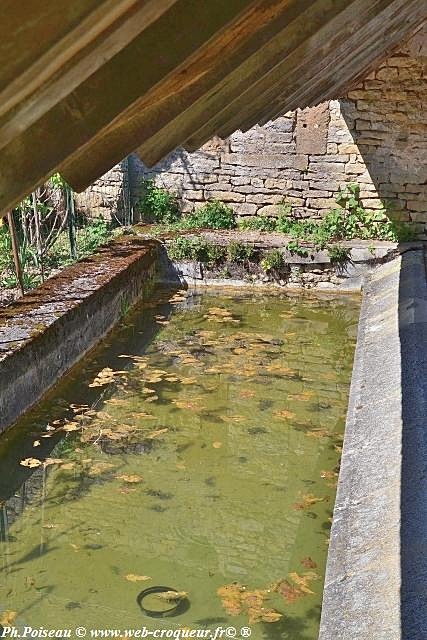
[33,440,41,447]
[147,428,168,439]
[239,390,256,399]
[273,410,296,420]
[20,457,42,468]
[44,458,64,466]
[293,494,325,510]
[0,610,17,625]
[62,422,80,432]
[288,571,318,594]
[125,574,151,582]
[117,474,143,484]
[180,377,197,385]
[212,441,222,449]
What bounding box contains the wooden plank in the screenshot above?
[136,0,343,167]
[183,0,426,150]
[0,0,179,152]
[60,0,314,186]
[0,0,253,217]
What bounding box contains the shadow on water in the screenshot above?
[0,285,180,505]
[399,249,427,640]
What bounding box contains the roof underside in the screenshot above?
[0,0,426,218]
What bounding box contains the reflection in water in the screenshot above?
[0,288,359,638]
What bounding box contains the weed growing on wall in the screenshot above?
[137,178,181,224]
[184,200,236,230]
[167,237,226,265]
[238,217,277,232]
[276,183,415,248]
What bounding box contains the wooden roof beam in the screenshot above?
[135,0,347,167]
[0,0,179,153]
[0,0,254,217]
[184,0,426,151]
[60,0,313,190]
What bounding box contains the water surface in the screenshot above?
[0,287,359,638]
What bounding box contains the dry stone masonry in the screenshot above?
[128,23,427,234]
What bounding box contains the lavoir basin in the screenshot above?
[0,288,359,639]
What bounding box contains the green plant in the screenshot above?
[287,240,309,257]
[185,200,235,230]
[238,216,277,232]
[327,245,351,264]
[167,236,226,265]
[226,241,256,263]
[120,294,131,317]
[260,249,285,272]
[138,178,181,224]
[275,183,415,247]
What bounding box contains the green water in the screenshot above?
[0,287,359,639]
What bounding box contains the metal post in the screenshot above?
[7,211,25,297]
[67,186,77,260]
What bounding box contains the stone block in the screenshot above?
[204,182,232,191]
[345,162,369,175]
[245,193,284,204]
[205,190,245,203]
[338,143,361,155]
[295,102,329,154]
[221,153,304,170]
[376,67,400,81]
[185,190,204,200]
[264,178,292,190]
[233,203,258,216]
[307,198,340,209]
[257,204,283,217]
[407,201,427,212]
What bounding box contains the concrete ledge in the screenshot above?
[320,248,427,640]
[155,232,423,292]
[0,236,160,434]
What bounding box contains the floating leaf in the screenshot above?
[258,609,283,623]
[239,390,256,399]
[288,571,318,595]
[289,391,315,401]
[293,494,325,510]
[147,428,168,439]
[117,474,143,484]
[274,580,303,603]
[218,584,281,624]
[87,461,115,476]
[0,611,17,625]
[33,440,41,447]
[60,462,76,471]
[125,574,151,582]
[62,422,80,432]
[44,458,64,466]
[301,557,317,569]
[20,457,42,468]
[89,367,126,387]
[273,410,296,420]
[217,584,244,616]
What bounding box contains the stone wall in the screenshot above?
[74,161,131,222]
[128,23,427,233]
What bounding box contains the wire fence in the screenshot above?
[0,160,134,305]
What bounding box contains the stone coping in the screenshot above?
[0,235,159,433]
[319,247,427,639]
